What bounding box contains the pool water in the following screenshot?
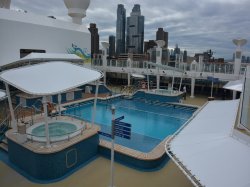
[31,122,77,137]
[64,98,196,152]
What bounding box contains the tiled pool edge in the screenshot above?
[98,136,169,170]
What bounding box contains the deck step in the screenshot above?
[0,143,8,152]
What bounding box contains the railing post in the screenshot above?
[42,96,51,148]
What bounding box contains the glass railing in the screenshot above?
[92,58,248,75]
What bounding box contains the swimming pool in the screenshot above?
[64,98,196,152]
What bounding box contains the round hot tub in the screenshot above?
[27,120,83,142]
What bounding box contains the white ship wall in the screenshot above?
[0,8,91,66]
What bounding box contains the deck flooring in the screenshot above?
[0,94,208,187]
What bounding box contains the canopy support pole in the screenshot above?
[179,74,183,92]
[190,77,195,98]
[127,73,131,86]
[5,83,17,130]
[42,96,50,147]
[147,64,150,91]
[156,75,160,89]
[58,93,62,116]
[92,80,99,128]
[172,70,175,94]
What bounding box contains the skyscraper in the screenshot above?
[109,35,116,58]
[183,50,187,62]
[126,4,144,54]
[88,23,99,57]
[116,4,126,56]
[174,44,180,55]
[144,40,157,53]
[156,28,168,49]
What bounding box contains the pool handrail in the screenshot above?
[25,115,87,142]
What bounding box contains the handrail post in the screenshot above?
[42,96,51,148]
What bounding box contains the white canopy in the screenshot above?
[223,79,243,92]
[168,100,250,187]
[0,61,103,95]
[1,53,83,70]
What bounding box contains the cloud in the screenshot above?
[10,0,250,59]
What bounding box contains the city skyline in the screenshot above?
[11,0,250,59]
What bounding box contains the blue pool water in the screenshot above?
[64,98,196,152]
[31,122,77,137]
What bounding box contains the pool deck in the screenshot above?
[0,94,208,187]
[6,116,100,154]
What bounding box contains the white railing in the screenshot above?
[92,58,248,76]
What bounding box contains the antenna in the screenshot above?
[155,40,165,48]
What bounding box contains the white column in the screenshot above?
[128,73,131,86]
[233,90,237,99]
[168,83,171,90]
[147,74,150,91]
[58,93,62,116]
[103,55,107,67]
[210,80,214,98]
[156,46,162,65]
[234,51,242,75]
[42,96,50,147]
[156,75,160,89]
[179,75,183,92]
[171,70,175,91]
[103,71,107,85]
[91,80,99,127]
[5,83,17,130]
[190,78,195,98]
[101,42,108,67]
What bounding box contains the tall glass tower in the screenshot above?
[126,4,144,54]
[116,4,126,56]
[109,35,116,58]
[88,23,99,57]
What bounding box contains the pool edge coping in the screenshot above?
[99,136,169,161]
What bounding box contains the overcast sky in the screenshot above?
[11,0,250,59]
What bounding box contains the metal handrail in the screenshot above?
[25,113,87,142]
[31,99,43,112]
[26,125,86,142]
[0,103,23,139]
